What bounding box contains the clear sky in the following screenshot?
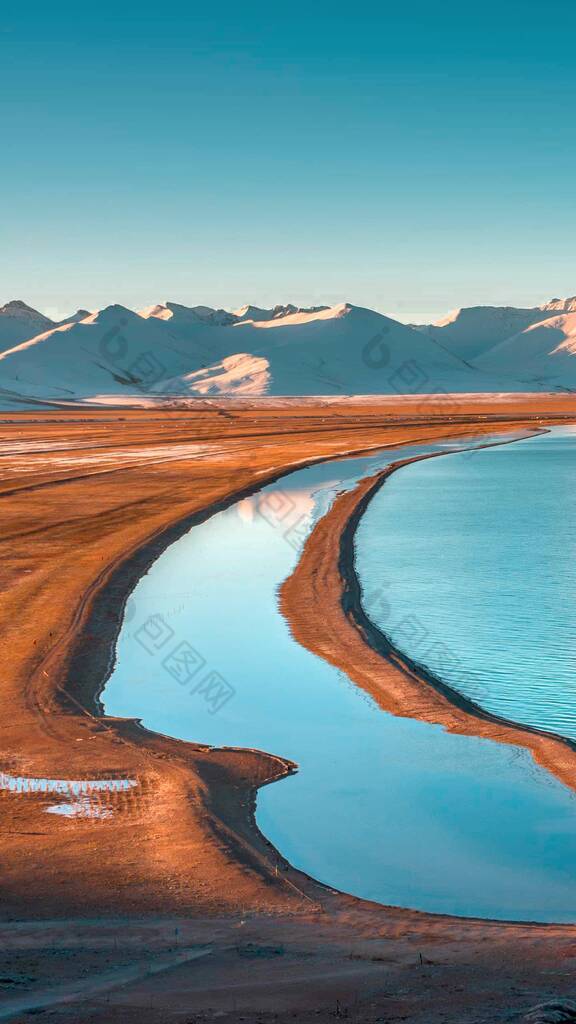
[1,0,575,323]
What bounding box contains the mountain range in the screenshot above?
[0,295,575,406]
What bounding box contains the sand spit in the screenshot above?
[1,396,576,1022]
[281,434,576,793]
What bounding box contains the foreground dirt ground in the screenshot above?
[1,396,576,1022]
[2,908,576,1023]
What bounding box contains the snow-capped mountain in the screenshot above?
[540,296,576,314]
[225,303,478,396]
[413,295,576,363]
[0,305,200,400]
[0,292,575,405]
[139,301,328,328]
[0,300,95,354]
[412,305,549,361]
[0,300,481,402]
[0,300,55,352]
[232,303,329,323]
[477,311,576,390]
[140,301,237,327]
[57,309,92,326]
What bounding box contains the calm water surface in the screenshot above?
[357,428,576,742]
[103,431,576,922]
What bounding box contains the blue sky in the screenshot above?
[1,0,575,323]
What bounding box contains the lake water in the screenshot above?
[357,428,576,742]
[102,430,576,922]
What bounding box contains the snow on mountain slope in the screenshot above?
[4,292,575,397]
[477,311,576,389]
[237,304,348,330]
[0,304,211,398]
[0,300,488,400]
[414,295,576,363]
[161,353,270,396]
[540,296,576,314]
[140,301,236,327]
[158,302,483,396]
[412,305,546,361]
[0,300,55,352]
[228,302,482,396]
[57,308,92,325]
[232,303,328,322]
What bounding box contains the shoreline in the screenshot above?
[281,428,576,801]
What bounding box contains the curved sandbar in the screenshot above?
[281,434,576,796]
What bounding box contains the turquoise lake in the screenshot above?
[357,428,576,742]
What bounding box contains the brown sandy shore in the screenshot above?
[1,396,576,1023]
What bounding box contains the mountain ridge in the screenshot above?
[1,293,574,403]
